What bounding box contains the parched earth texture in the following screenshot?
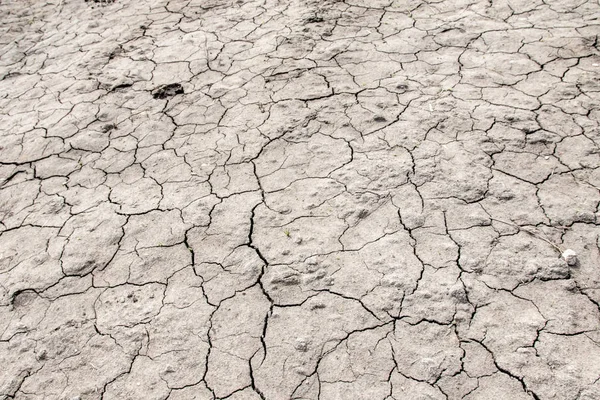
[1,0,600,399]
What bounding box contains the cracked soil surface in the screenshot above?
[1,0,600,399]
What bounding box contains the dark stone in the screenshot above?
[306,16,324,23]
[152,83,184,99]
[102,124,118,133]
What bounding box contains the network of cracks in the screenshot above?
[0,0,599,399]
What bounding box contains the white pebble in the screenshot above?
[562,249,578,266]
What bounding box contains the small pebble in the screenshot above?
[562,249,578,266]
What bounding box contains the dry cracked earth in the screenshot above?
[1,0,600,399]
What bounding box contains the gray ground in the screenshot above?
[1,0,599,399]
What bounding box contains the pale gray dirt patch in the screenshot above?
[0,0,599,399]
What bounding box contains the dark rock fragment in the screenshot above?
[306,16,324,23]
[152,83,184,99]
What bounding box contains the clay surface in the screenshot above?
[1,0,599,399]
